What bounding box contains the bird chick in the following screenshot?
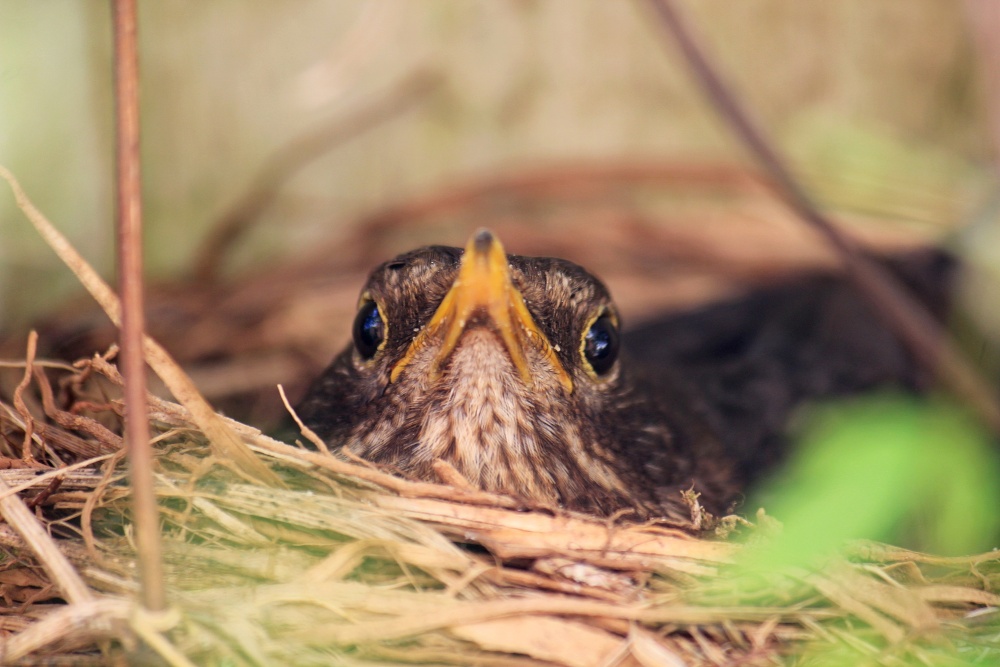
[297,229,735,520]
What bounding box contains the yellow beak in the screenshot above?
[390,229,573,393]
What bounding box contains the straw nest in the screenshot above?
[0,344,998,667]
[1,161,996,666]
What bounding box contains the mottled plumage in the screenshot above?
[296,231,735,520]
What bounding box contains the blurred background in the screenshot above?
[3,0,999,407]
[2,2,995,307]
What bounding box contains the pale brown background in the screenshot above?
[1,1,995,330]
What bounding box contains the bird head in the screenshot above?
[295,228,734,520]
[297,229,671,513]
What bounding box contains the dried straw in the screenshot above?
[0,352,997,665]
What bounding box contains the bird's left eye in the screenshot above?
[582,312,619,376]
[353,299,386,360]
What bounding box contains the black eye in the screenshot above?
[582,313,619,376]
[353,300,385,360]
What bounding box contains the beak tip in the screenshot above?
[472,228,495,255]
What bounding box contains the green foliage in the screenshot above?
[744,393,1000,570]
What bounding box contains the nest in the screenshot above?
[0,345,998,667]
[1,158,997,665]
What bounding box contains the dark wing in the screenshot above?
[622,249,959,488]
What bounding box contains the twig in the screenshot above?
[0,166,281,487]
[295,594,801,646]
[0,403,50,464]
[82,448,129,562]
[130,606,197,667]
[277,383,330,455]
[25,477,63,510]
[0,453,114,502]
[643,0,1000,434]
[12,331,38,462]
[806,574,904,643]
[33,366,124,452]
[0,597,129,663]
[192,68,441,282]
[367,495,731,569]
[0,475,93,609]
[113,0,165,614]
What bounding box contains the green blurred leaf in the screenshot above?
[741,394,1000,572]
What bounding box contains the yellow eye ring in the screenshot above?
[353,292,388,360]
[580,308,620,378]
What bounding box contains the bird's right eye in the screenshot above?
[581,311,619,376]
[353,299,386,360]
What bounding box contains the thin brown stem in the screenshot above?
[12,331,38,463]
[113,0,166,612]
[643,0,1000,433]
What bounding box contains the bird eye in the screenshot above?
[353,299,386,360]
[582,312,619,376]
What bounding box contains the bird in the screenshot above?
[296,228,955,522]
